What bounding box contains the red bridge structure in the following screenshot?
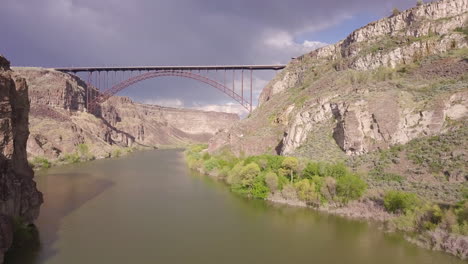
[55,65,286,113]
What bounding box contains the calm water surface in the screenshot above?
[5,149,464,264]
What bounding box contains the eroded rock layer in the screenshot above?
[13,68,239,160]
[0,57,43,263]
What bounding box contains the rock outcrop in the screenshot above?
[0,56,43,263]
[210,0,468,159]
[13,68,239,161]
[259,0,468,103]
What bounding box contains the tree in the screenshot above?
[336,174,367,203]
[281,157,299,182]
[416,0,424,6]
[239,162,261,187]
[383,191,420,213]
[265,171,279,192]
[392,8,401,16]
[295,179,320,205]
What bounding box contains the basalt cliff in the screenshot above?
[0,57,42,263]
[12,68,239,163]
[209,0,468,202]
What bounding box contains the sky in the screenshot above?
[0,0,421,115]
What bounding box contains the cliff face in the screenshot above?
[0,57,43,263]
[209,0,468,192]
[14,68,239,161]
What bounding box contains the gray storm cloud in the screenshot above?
[0,0,418,113]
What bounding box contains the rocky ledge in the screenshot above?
[0,56,43,263]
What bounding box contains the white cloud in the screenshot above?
[142,98,184,108]
[262,31,327,59]
[192,102,252,117]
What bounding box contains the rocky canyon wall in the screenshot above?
[210,0,468,160]
[0,56,43,263]
[13,68,239,161]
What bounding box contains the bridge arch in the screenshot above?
[89,70,251,112]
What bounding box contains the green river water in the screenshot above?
[5,149,464,263]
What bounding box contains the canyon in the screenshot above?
[13,67,239,162]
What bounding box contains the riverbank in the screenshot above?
[185,145,468,260]
[28,144,155,170]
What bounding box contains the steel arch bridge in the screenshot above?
[55,65,286,113]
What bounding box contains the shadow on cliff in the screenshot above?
[4,172,114,264]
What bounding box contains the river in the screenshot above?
[5,149,464,263]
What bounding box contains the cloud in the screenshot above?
[142,98,184,108]
[192,102,251,117]
[0,0,415,112]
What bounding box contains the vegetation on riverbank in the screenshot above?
[186,145,368,205]
[29,143,141,170]
[185,145,468,259]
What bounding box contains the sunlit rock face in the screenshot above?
[210,0,468,159]
[0,56,43,264]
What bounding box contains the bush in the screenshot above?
[384,191,420,213]
[392,8,400,16]
[226,162,244,185]
[239,163,261,187]
[249,175,269,199]
[336,174,367,203]
[295,179,320,205]
[416,0,423,6]
[32,156,51,169]
[265,171,279,192]
[62,153,81,164]
[303,162,321,178]
[326,163,348,178]
[320,176,337,201]
[281,157,299,182]
[281,184,298,200]
[204,157,220,172]
[111,149,122,158]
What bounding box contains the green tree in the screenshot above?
[265,171,279,192]
[295,179,320,205]
[384,191,420,213]
[281,157,299,182]
[239,163,261,187]
[336,174,367,203]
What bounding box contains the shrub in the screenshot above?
[111,149,122,158]
[336,174,367,203]
[295,179,320,205]
[281,184,298,200]
[416,0,423,6]
[265,171,279,192]
[440,210,458,232]
[303,162,321,178]
[320,176,337,201]
[62,153,81,164]
[326,163,348,179]
[392,8,400,16]
[281,157,299,182]
[78,143,89,156]
[204,157,220,172]
[239,163,261,187]
[414,204,443,231]
[32,156,51,169]
[384,191,420,213]
[226,162,244,185]
[250,175,269,199]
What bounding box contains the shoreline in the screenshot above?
[190,160,468,260]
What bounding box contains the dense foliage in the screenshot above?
[185,145,367,205]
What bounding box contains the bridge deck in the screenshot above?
[55,65,287,73]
